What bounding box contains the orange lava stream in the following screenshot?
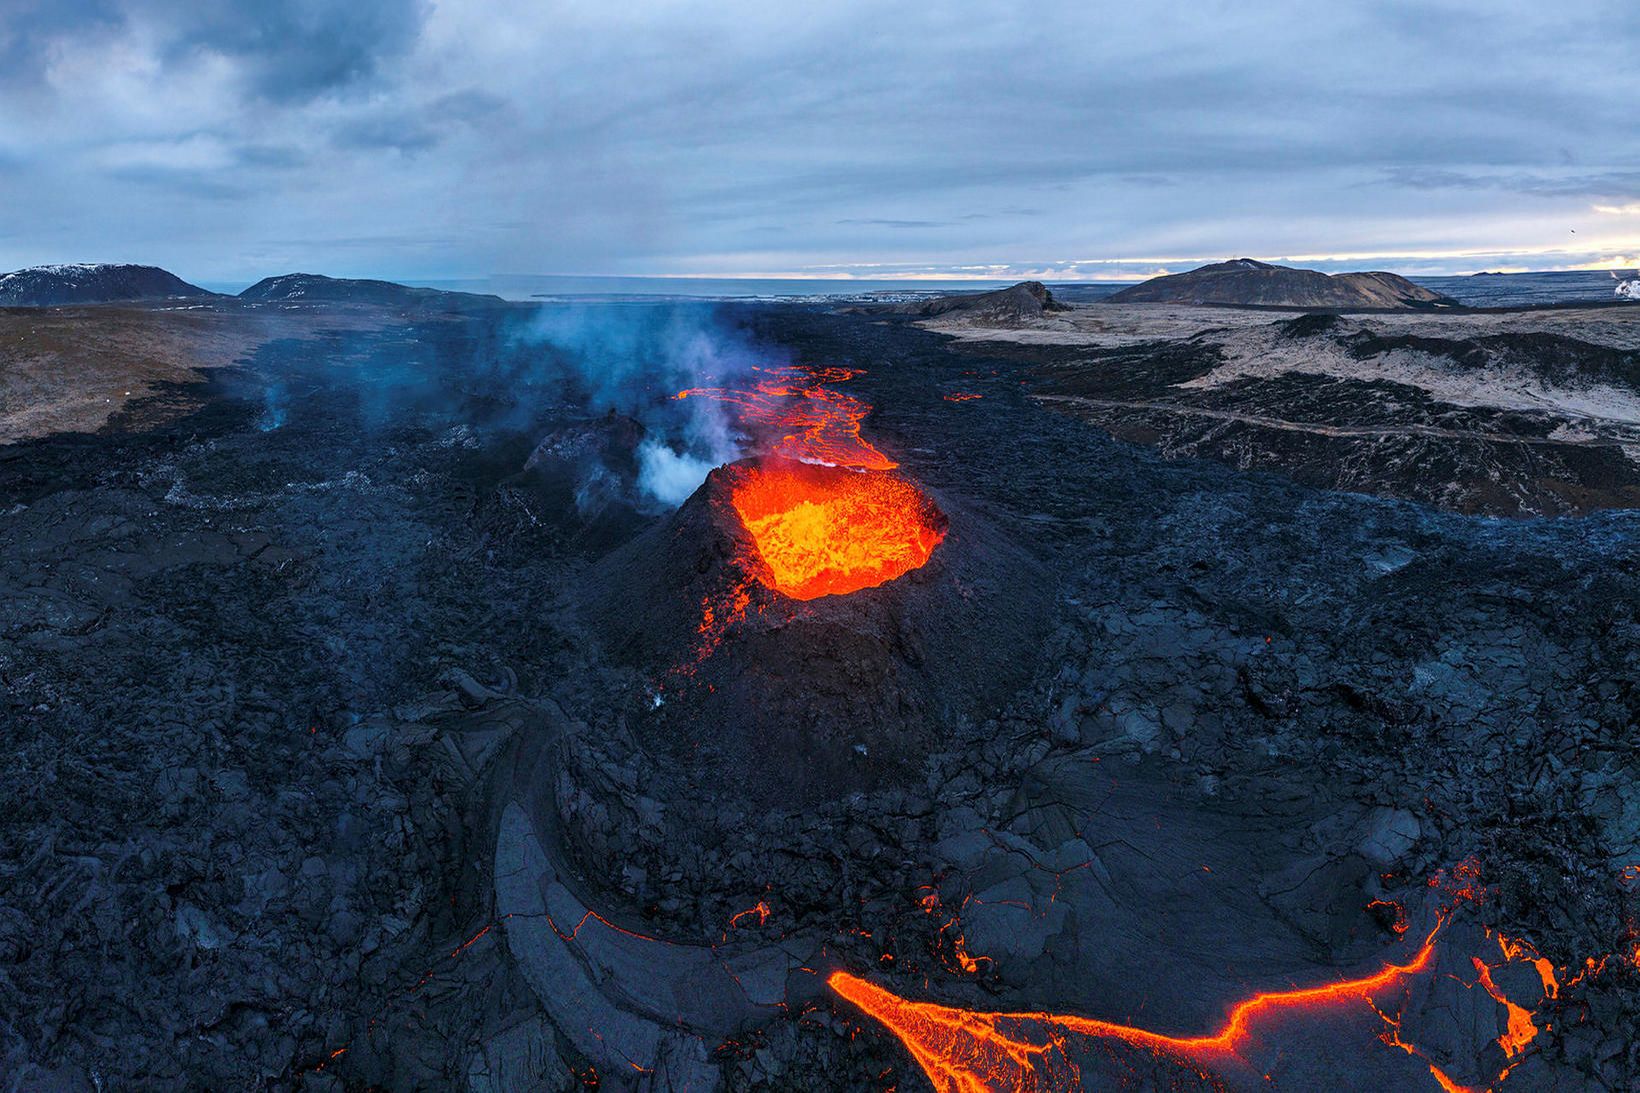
[729,461,944,600]
[829,923,1446,1092]
[677,365,896,471]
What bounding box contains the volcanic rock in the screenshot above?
[7,294,1640,1089]
[1107,258,1455,308]
[894,280,1061,323]
[503,412,652,548]
[579,456,1050,808]
[0,263,213,306]
[1021,305,1640,516]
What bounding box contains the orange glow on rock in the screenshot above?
[1494,934,1558,1000]
[828,923,1447,1091]
[677,365,896,471]
[1471,954,1539,1058]
[728,461,945,600]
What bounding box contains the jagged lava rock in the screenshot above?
[579,456,1050,808]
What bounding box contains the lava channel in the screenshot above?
[727,459,946,600]
[828,921,1465,1092]
[677,364,897,471]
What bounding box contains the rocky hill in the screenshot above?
[239,273,503,307]
[858,280,1063,325]
[902,280,1060,320]
[1108,258,1455,309]
[0,263,213,306]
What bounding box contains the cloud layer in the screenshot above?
[0,0,1636,280]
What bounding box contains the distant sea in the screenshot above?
[1410,270,1632,308]
[411,274,1019,303]
[197,269,1637,308]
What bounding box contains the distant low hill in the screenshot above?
[239,273,504,307]
[0,263,213,307]
[880,280,1062,323]
[1108,259,1456,309]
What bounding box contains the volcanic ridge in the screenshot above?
[1107,258,1457,308]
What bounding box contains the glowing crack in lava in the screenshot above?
[677,364,896,471]
[728,459,946,600]
[828,922,1458,1092]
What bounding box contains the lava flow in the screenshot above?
[728,459,945,600]
[677,364,897,471]
[828,921,1461,1092]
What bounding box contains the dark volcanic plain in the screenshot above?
[2,291,1638,1090]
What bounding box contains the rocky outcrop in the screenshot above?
[1108,258,1455,308]
[0,263,213,306]
[579,455,1048,810]
[1030,310,1640,516]
[894,280,1062,323]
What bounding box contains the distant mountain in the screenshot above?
[0,263,213,307]
[239,273,504,307]
[884,280,1062,323]
[1108,259,1456,309]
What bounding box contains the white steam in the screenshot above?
[636,439,719,506]
[515,302,778,508]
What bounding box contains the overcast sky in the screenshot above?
[1,0,1637,282]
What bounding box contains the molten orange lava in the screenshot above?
[1470,954,1539,1059]
[677,365,896,470]
[728,461,945,600]
[829,923,1451,1092]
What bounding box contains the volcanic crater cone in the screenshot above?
[582,455,1050,807]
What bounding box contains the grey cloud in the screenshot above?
[959,208,1045,220]
[0,0,123,84]
[235,144,308,169]
[156,0,430,103]
[331,89,507,153]
[3,1,1640,281]
[0,1,427,102]
[104,165,250,201]
[1383,168,1640,199]
[836,219,947,229]
[333,116,441,154]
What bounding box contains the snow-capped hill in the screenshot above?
[0,263,213,306]
[238,273,503,307]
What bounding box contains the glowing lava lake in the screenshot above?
[726,459,947,600]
